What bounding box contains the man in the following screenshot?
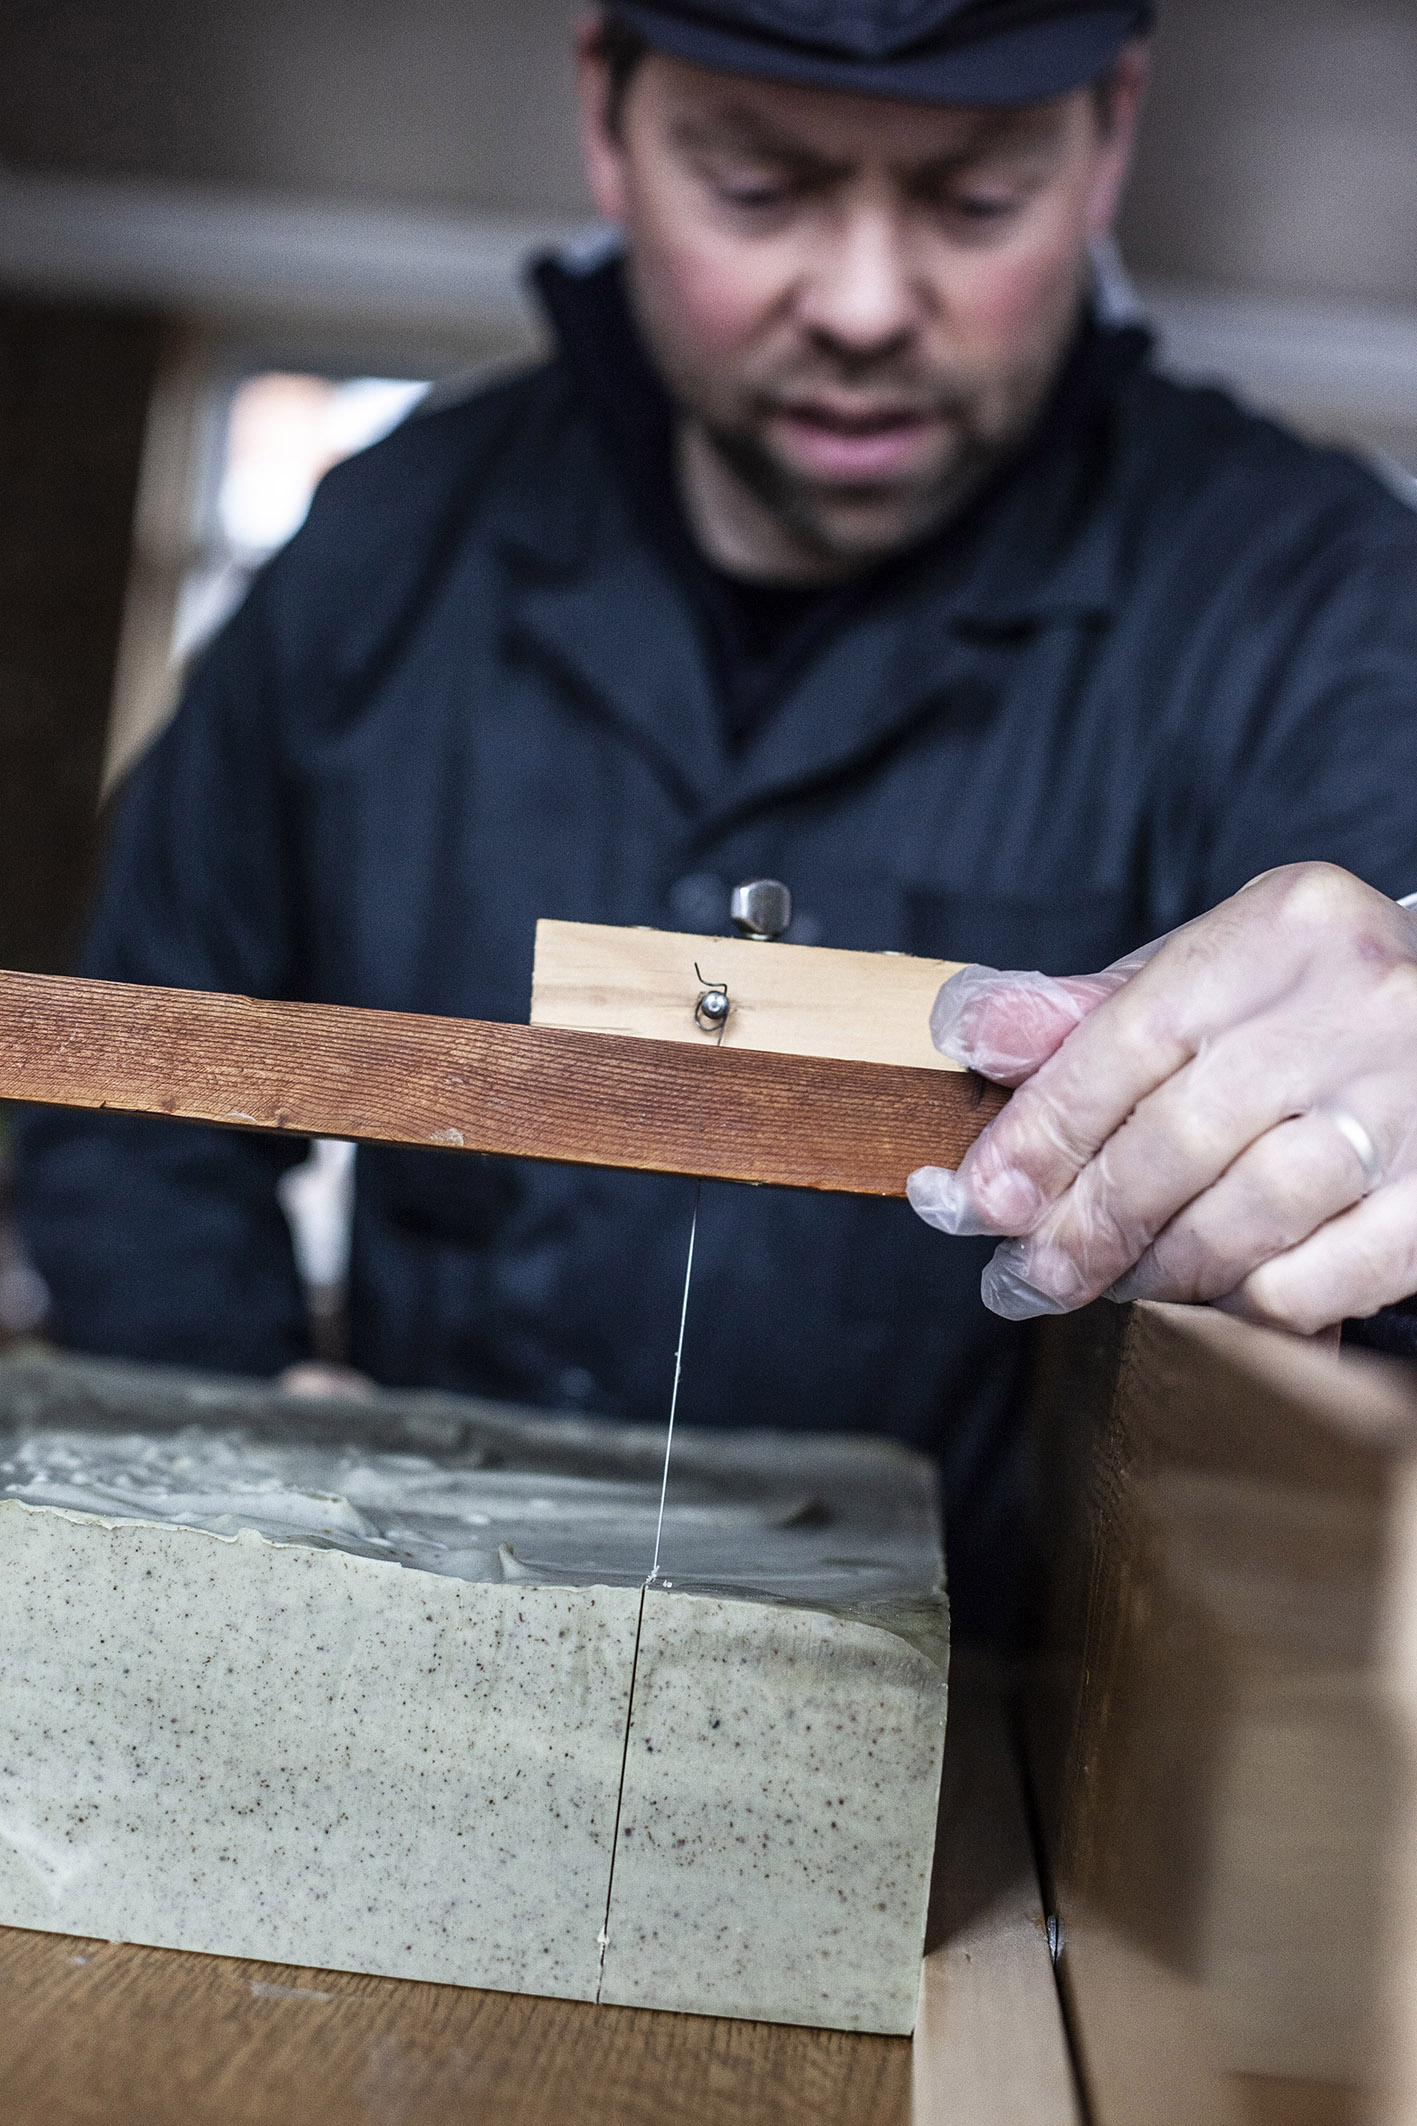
[17,0,1417,1642]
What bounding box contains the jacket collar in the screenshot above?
[500,450,729,814]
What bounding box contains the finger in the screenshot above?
[1106,1110,1373,1305]
[929,929,1174,1085]
[911,943,1175,1239]
[929,966,1131,1085]
[954,908,1323,1231]
[1005,1023,1389,1306]
[977,1128,1401,1329]
[908,1162,1002,1239]
[980,1240,1074,1321]
[970,869,1417,1228]
[1217,1174,1417,1336]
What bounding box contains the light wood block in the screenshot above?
[914,1657,1080,2126]
[531,919,966,1072]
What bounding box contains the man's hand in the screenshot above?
[907,865,1417,1335]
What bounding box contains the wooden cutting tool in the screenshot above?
[0,905,1006,1193]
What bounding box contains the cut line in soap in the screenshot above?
[596,1582,648,1999]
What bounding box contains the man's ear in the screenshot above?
[1086,39,1150,240]
[575,17,629,224]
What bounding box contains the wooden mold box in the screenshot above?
[1028,1300,1417,2126]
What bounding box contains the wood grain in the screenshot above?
[0,969,1007,1196]
[0,1674,1067,2126]
[531,919,966,1072]
[0,1928,909,2126]
[1025,1301,1417,2126]
[915,1654,1080,2126]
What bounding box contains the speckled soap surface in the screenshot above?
[0,1356,947,2033]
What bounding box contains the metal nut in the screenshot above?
[730,879,792,941]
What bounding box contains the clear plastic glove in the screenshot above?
[907,865,1417,1334]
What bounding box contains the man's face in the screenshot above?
[579,40,1145,577]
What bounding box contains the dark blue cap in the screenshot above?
[611,0,1154,104]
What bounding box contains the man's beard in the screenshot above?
[693,393,1020,573]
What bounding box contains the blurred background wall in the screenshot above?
[2,0,1415,295]
[0,0,589,214]
[3,0,1415,300]
[1124,0,1417,306]
[1,0,1415,978]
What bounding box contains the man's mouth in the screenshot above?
[766,397,946,483]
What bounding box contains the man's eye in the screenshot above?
[951,194,1019,222]
[716,179,799,211]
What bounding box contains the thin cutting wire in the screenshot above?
[646,968,723,1587]
[599,1174,702,1990]
[648,1177,700,1585]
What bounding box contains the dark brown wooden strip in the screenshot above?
[0,970,1006,1198]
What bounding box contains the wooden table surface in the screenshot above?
[0,1663,1074,2126]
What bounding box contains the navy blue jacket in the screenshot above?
[16,269,1417,1637]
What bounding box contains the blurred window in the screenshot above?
[178,374,428,1354]
[108,355,431,791]
[98,363,428,1348]
[174,371,428,663]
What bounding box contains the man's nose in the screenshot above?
[796,209,924,360]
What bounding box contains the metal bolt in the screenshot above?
[730,879,792,942]
[695,987,731,1033]
[1046,1914,1064,1965]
